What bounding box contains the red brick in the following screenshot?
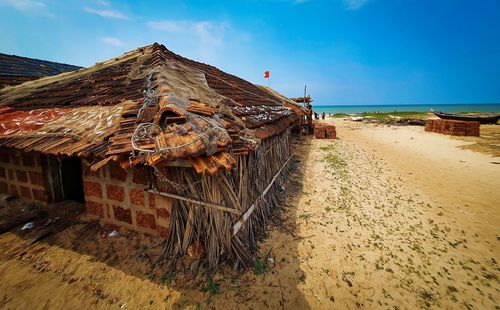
[106,184,124,202]
[0,167,5,178]
[16,170,28,183]
[29,171,45,186]
[156,207,170,219]
[0,181,8,193]
[19,186,32,199]
[9,184,18,197]
[148,193,156,209]
[325,125,337,139]
[157,225,168,238]
[113,206,132,224]
[314,125,326,139]
[132,167,149,185]
[109,162,127,182]
[426,119,479,137]
[22,153,36,167]
[83,181,102,198]
[129,189,144,206]
[86,201,104,217]
[32,189,49,202]
[8,169,15,180]
[136,211,156,230]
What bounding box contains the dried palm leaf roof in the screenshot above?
[0,52,82,89]
[0,43,300,173]
[0,53,81,77]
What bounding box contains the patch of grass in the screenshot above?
[254,259,267,275]
[324,153,346,169]
[201,278,220,295]
[418,289,436,306]
[360,111,426,120]
[298,213,311,220]
[146,273,156,281]
[411,243,423,254]
[160,273,176,284]
[319,144,347,170]
[447,285,458,293]
[482,271,498,280]
[331,113,350,118]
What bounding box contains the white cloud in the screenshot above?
[101,37,125,47]
[84,7,128,19]
[0,0,54,17]
[343,0,369,10]
[0,0,45,10]
[148,20,229,60]
[96,0,110,6]
[147,20,184,33]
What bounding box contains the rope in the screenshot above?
[0,132,81,140]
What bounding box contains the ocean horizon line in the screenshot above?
[310,103,500,113]
[312,103,500,107]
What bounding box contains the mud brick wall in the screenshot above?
[82,162,171,237]
[314,124,337,139]
[425,119,480,136]
[0,147,52,203]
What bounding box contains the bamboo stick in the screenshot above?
[148,189,242,215]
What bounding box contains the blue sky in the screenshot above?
[0,0,499,105]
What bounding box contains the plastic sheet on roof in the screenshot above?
[0,102,132,143]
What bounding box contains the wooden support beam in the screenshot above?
[90,155,117,172]
[232,154,293,236]
[148,189,242,215]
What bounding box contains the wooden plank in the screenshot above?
[90,155,116,172]
[148,190,242,215]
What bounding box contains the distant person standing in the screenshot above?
[321,112,325,120]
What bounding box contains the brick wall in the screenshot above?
[82,161,171,237]
[313,124,337,139]
[425,119,480,136]
[0,147,52,203]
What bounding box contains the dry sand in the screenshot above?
[0,119,498,309]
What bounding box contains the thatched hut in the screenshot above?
[0,43,303,269]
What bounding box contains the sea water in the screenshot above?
[312,103,500,114]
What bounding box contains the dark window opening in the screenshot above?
[59,157,85,203]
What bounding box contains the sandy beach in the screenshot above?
[0,119,498,309]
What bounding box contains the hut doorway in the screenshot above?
[58,157,85,203]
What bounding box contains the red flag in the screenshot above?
[264,70,270,78]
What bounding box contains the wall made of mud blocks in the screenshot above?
[425,119,480,136]
[82,161,171,237]
[0,147,52,203]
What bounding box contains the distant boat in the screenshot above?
[431,109,500,124]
